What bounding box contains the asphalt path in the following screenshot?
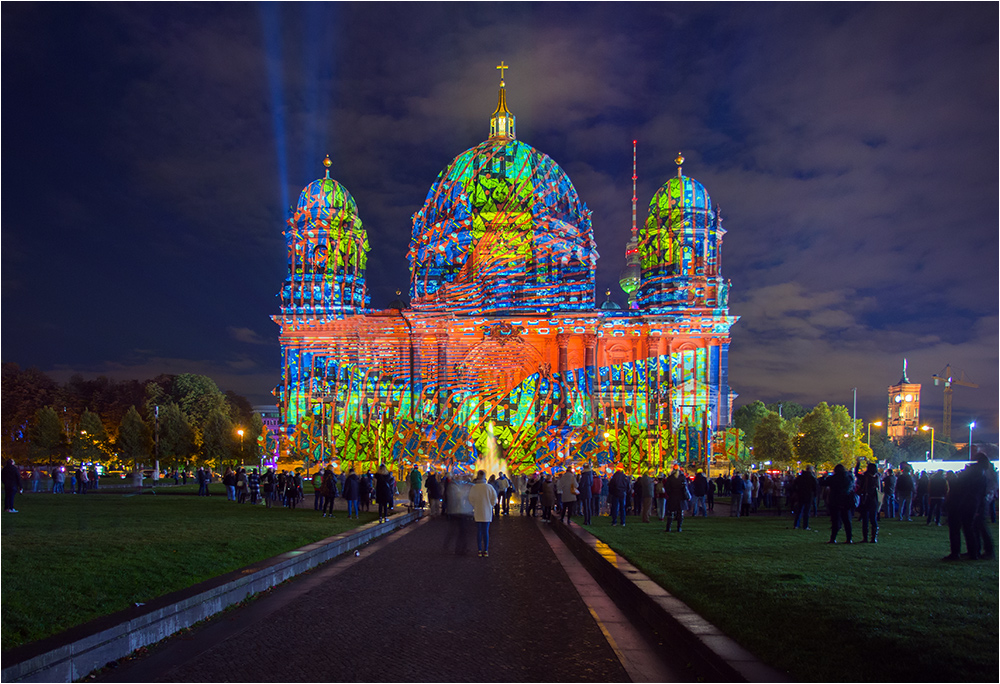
[98,514,639,682]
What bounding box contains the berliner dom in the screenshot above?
[272,65,738,476]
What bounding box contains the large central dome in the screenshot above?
[408,79,597,314]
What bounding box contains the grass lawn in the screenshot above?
[588,506,998,682]
[1,490,376,651]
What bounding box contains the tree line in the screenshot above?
[729,400,958,472]
[2,364,265,471]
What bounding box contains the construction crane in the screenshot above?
[932,364,978,441]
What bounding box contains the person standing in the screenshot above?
[312,470,325,512]
[639,470,655,523]
[692,469,709,517]
[261,468,275,508]
[858,463,882,543]
[3,459,22,513]
[527,473,542,517]
[964,454,996,560]
[248,468,260,505]
[425,470,442,516]
[558,467,579,525]
[52,466,65,494]
[822,464,855,544]
[496,472,511,515]
[577,465,594,525]
[608,468,629,526]
[469,470,499,557]
[236,468,248,503]
[664,469,689,532]
[343,468,361,519]
[540,473,556,523]
[375,465,393,523]
[31,467,41,493]
[408,466,423,510]
[321,466,338,517]
[895,466,915,521]
[197,467,208,496]
[882,468,897,519]
[792,466,818,529]
[730,472,746,517]
[926,469,948,526]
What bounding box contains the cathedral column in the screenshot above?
[584,333,597,421]
[557,333,570,419]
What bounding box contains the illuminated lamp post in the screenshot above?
[237,429,244,462]
[968,421,976,458]
[867,420,883,445]
[921,425,934,461]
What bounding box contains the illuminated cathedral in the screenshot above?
[272,66,739,475]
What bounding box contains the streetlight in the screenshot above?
[921,425,934,461]
[237,429,244,464]
[969,421,976,458]
[868,420,883,446]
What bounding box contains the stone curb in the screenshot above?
[551,520,789,683]
[1,511,422,683]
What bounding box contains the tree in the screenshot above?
[27,406,66,464]
[201,408,235,469]
[146,373,228,446]
[732,400,771,443]
[3,364,58,452]
[796,402,841,470]
[765,401,808,421]
[72,409,111,465]
[157,403,196,468]
[752,412,795,470]
[829,405,871,468]
[118,406,152,470]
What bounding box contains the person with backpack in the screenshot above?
[312,470,325,511]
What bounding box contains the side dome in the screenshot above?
[638,159,726,312]
[279,159,370,315]
[408,138,598,313]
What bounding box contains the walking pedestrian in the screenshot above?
[792,466,818,529]
[425,470,442,516]
[578,465,594,525]
[540,473,556,522]
[664,469,689,532]
[730,472,746,517]
[321,466,338,517]
[692,469,709,517]
[469,470,499,557]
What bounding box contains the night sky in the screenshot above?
[3,3,997,440]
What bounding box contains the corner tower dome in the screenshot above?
[408,65,598,314]
[637,153,728,313]
[280,156,370,315]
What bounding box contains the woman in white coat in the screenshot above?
[558,468,579,525]
[468,470,499,557]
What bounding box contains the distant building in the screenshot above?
[887,360,921,442]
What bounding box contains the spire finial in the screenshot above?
[323,154,332,179]
[631,140,638,238]
[675,152,684,178]
[496,60,509,86]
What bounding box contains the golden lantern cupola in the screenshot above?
[489,61,516,140]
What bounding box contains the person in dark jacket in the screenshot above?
[425,471,442,516]
[822,464,855,544]
[578,465,594,525]
[926,469,948,526]
[608,468,629,526]
[692,470,709,517]
[858,463,882,543]
[792,466,818,529]
[359,473,372,512]
[963,454,996,560]
[942,470,966,560]
[2,459,22,513]
[375,465,393,523]
[342,468,361,519]
[895,466,915,521]
[321,466,338,517]
[664,470,689,532]
[729,472,746,517]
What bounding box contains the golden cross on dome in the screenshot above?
[496,61,509,84]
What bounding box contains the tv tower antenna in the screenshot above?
[631,140,638,238]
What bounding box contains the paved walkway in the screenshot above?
[98,514,678,682]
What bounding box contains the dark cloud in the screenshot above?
[3,3,996,437]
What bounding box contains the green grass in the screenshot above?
[588,509,998,682]
[1,490,375,651]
